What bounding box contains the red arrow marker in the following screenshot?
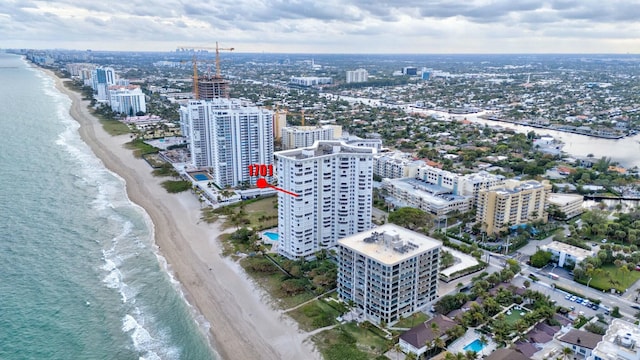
[256,178,300,197]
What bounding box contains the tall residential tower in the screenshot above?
[275,140,375,259]
[180,98,274,188]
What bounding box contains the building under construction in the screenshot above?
[197,75,230,100]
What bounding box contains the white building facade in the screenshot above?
[275,141,374,260]
[338,224,441,325]
[281,125,342,150]
[179,98,274,187]
[108,85,146,115]
[346,68,369,83]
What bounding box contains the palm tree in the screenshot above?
[561,346,573,360]
[433,337,446,353]
[431,322,441,338]
[464,350,478,360]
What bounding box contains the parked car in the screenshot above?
[591,303,599,310]
[565,294,571,300]
[635,264,640,271]
[602,239,608,243]
[570,296,577,302]
[631,305,640,310]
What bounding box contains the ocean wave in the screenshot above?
[39,67,215,358]
[122,312,181,360]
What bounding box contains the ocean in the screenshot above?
[0,53,216,359]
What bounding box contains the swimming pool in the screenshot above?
[463,339,485,353]
[193,173,208,181]
[264,232,279,241]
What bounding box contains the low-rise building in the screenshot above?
[289,76,332,86]
[398,315,457,357]
[338,224,441,325]
[382,178,473,217]
[541,241,595,268]
[589,318,640,360]
[559,329,602,359]
[374,152,422,179]
[547,193,584,219]
[281,125,342,150]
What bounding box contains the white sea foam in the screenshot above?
[34,66,209,359]
[122,311,181,360]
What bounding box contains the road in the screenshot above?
[520,265,639,320]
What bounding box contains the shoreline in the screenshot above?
[46,69,320,360]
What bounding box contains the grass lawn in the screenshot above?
[203,197,278,230]
[288,299,342,331]
[585,264,640,292]
[503,308,528,326]
[125,139,160,158]
[312,322,392,360]
[238,257,316,309]
[394,312,429,329]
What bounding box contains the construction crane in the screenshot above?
[177,42,234,99]
[214,41,234,78]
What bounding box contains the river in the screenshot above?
[409,108,640,169]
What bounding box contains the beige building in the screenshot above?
[476,179,552,235]
[547,193,584,219]
[338,224,441,325]
[273,109,287,141]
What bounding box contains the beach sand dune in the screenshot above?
[51,72,320,360]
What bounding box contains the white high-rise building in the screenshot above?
[108,85,146,115]
[275,140,375,260]
[180,98,274,188]
[346,68,369,83]
[281,125,342,150]
[338,224,441,325]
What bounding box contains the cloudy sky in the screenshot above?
[1,0,639,53]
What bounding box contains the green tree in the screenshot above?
[388,207,432,231]
[530,250,552,268]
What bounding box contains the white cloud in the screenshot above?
[0,0,638,53]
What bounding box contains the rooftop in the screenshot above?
[547,193,584,206]
[592,319,640,360]
[338,223,441,265]
[385,178,470,207]
[558,329,603,350]
[542,241,594,259]
[484,348,530,360]
[399,314,457,349]
[275,140,375,160]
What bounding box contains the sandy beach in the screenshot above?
[49,71,320,360]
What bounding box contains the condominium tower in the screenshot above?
[281,125,342,150]
[275,140,374,259]
[476,179,552,235]
[338,224,441,325]
[346,68,369,83]
[180,98,274,187]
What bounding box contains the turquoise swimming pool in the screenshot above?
[264,232,279,241]
[463,339,484,353]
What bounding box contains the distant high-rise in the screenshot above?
[346,68,368,83]
[402,67,418,76]
[273,110,287,141]
[108,85,146,116]
[275,140,375,260]
[92,66,116,101]
[180,98,274,188]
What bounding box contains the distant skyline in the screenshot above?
[2,0,639,54]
